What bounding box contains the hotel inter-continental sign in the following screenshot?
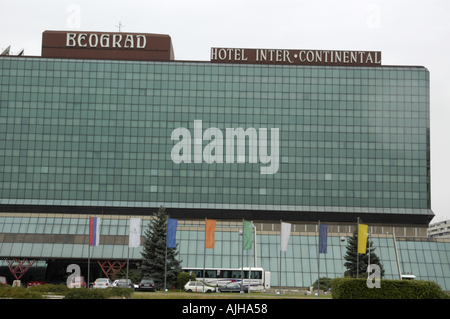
[210,48,382,66]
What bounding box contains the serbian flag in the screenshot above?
[89,217,101,246]
[205,219,217,249]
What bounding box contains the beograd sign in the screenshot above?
[41,30,175,61]
[211,48,381,66]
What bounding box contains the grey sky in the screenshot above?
[1,0,449,222]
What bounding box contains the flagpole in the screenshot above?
[279,219,282,293]
[318,220,320,297]
[203,217,206,294]
[88,216,90,289]
[241,218,244,294]
[357,217,360,278]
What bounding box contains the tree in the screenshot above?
[312,277,333,291]
[343,227,385,278]
[139,206,183,290]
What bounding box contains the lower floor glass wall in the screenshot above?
[0,213,449,290]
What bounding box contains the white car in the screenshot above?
[184,281,215,293]
[93,278,111,289]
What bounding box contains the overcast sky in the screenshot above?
[1,0,449,223]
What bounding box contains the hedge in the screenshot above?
[332,277,449,299]
[0,284,133,299]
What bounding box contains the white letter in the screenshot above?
[226,127,257,164]
[113,34,122,47]
[171,128,191,164]
[100,34,110,47]
[124,35,134,48]
[194,120,203,163]
[203,128,224,164]
[136,35,146,48]
[66,264,81,288]
[259,128,279,174]
[66,33,77,47]
[211,48,218,60]
[367,4,381,29]
[78,34,87,47]
[367,264,381,288]
[89,34,98,47]
[66,4,81,29]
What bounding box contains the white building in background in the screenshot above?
[428,220,450,238]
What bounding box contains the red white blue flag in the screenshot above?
[89,217,101,246]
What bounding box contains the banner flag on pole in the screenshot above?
[319,223,328,254]
[280,222,291,252]
[89,217,101,247]
[129,218,141,248]
[243,220,253,250]
[358,223,368,254]
[205,219,217,249]
[166,218,178,248]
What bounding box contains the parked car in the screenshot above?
[112,278,135,289]
[27,280,46,288]
[0,276,6,286]
[184,281,215,293]
[93,278,111,289]
[218,282,248,293]
[68,276,86,288]
[138,279,157,292]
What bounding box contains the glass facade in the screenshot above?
[0,57,431,219]
[0,214,449,290]
[0,55,442,290]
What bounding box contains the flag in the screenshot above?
[358,223,368,254]
[205,219,217,249]
[280,222,291,252]
[129,218,141,248]
[319,223,328,254]
[166,218,178,248]
[89,217,101,247]
[243,220,253,250]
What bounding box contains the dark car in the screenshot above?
[138,279,157,292]
[218,282,248,293]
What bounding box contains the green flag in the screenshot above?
[243,220,253,250]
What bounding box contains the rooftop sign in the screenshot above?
[41,30,175,61]
[211,48,381,66]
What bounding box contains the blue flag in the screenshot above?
[166,218,178,248]
[319,224,328,254]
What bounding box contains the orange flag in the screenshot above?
[205,219,217,249]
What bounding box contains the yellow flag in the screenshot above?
[358,224,368,254]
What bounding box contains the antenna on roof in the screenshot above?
[1,45,11,56]
[17,48,24,56]
[115,22,125,32]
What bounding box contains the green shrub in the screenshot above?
[64,287,134,299]
[106,287,134,299]
[0,286,43,299]
[64,288,109,299]
[28,284,70,295]
[177,272,196,289]
[332,277,449,299]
